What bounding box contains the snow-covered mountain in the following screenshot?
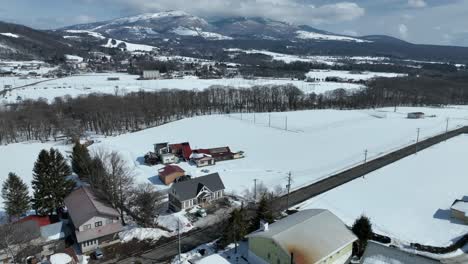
[60,11,369,43]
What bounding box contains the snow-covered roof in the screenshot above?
[195,254,230,264]
[50,253,72,264]
[452,200,468,214]
[248,209,357,263]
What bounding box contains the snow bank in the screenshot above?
[119,227,170,242]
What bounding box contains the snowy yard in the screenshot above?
[0,72,365,103]
[297,134,468,247]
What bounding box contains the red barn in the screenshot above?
[169,142,192,161]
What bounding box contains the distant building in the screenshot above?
[194,147,244,162]
[169,142,193,161]
[142,70,160,79]
[247,209,357,264]
[107,77,120,81]
[190,152,216,168]
[168,173,225,211]
[407,112,425,119]
[159,165,186,185]
[451,198,468,224]
[161,153,178,164]
[64,186,123,253]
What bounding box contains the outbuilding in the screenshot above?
[407,112,425,119]
[159,165,185,185]
[142,70,160,80]
[451,198,468,224]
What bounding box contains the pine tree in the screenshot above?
[71,142,92,179]
[1,172,30,221]
[219,207,248,249]
[32,148,75,215]
[352,215,373,256]
[249,195,274,232]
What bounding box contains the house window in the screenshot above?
[95,221,103,227]
[83,224,91,230]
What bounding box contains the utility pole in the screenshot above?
[445,118,450,140]
[253,178,258,202]
[178,218,181,263]
[286,172,292,210]
[269,113,271,127]
[415,128,421,154]
[364,149,368,163]
[285,116,288,131]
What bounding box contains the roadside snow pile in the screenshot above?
[119,227,170,242]
[102,39,157,52]
[296,30,370,43]
[158,211,193,233]
[298,134,468,246]
[0,33,20,38]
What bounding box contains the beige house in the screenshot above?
[247,209,357,264]
[65,187,123,253]
[451,199,468,224]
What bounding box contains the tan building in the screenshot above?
[159,165,185,185]
[65,187,123,253]
[247,209,357,264]
[451,198,468,224]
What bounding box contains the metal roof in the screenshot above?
[64,186,120,227]
[248,209,357,263]
[171,173,225,201]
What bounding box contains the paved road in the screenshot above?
[115,126,468,263]
[363,242,440,264]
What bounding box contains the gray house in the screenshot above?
[64,187,123,253]
[168,173,226,212]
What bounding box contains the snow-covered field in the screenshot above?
[2,106,467,210]
[296,30,369,43]
[0,73,364,103]
[298,134,468,247]
[102,38,157,52]
[307,69,405,81]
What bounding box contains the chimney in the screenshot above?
[260,220,269,231]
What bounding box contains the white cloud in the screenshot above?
[408,0,427,8]
[399,23,408,39]
[104,0,365,25]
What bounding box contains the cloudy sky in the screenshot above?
[2,0,468,46]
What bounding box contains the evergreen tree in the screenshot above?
[249,195,274,232]
[219,207,248,249]
[32,148,75,215]
[1,173,30,221]
[352,215,373,257]
[71,142,92,179]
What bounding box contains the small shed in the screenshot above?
[161,153,178,164]
[159,165,185,185]
[407,112,425,119]
[451,198,468,224]
[190,152,216,168]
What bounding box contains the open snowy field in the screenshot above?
[0,73,364,103]
[307,69,406,81]
[2,106,468,212]
[297,134,468,247]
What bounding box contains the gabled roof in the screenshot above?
[159,164,185,177]
[64,186,120,227]
[171,173,225,201]
[248,209,357,264]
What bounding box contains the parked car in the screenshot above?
[94,248,104,260]
[197,209,207,217]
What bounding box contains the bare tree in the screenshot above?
[89,149,134,226]
[129,184,165,227]
[0,217,41,263]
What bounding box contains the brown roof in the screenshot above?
[64,186,120,227]
[159,165,185,177]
